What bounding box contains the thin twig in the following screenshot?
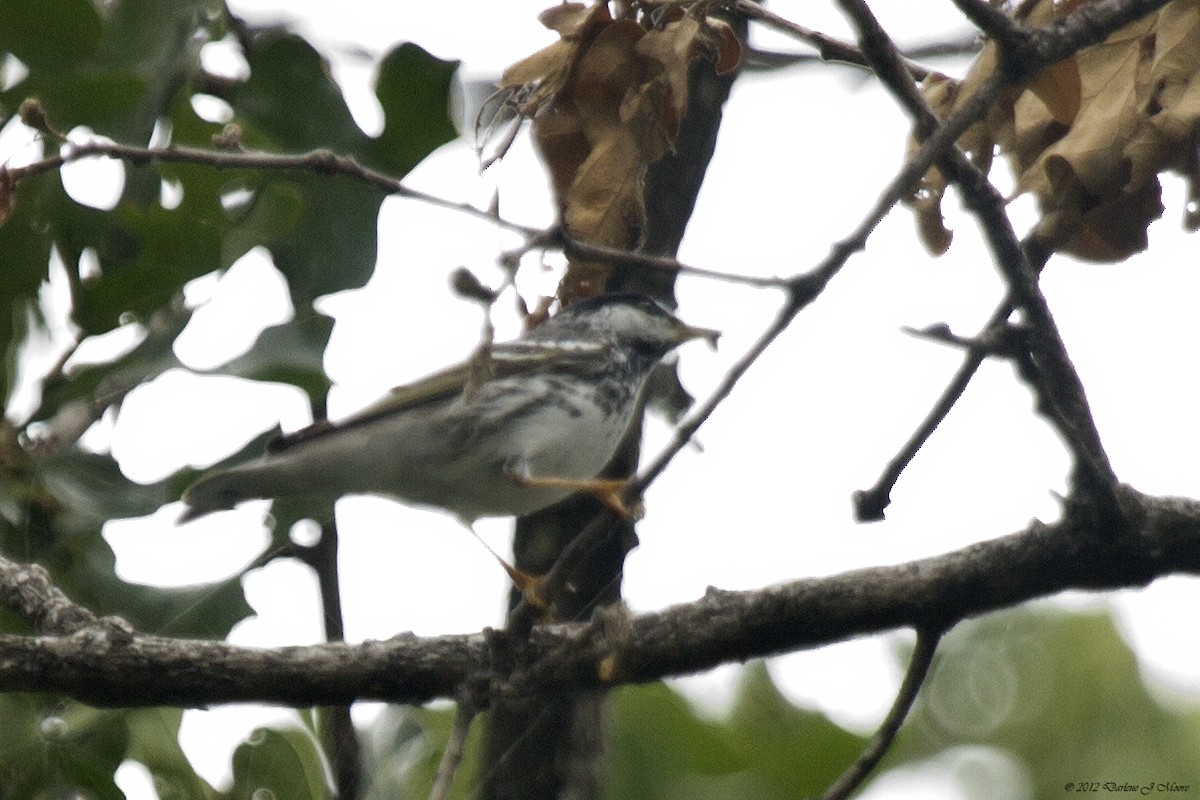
[8,139,542,239]
[947,0,1027,43]
[12,138,785,292]
[310,519,362,800]
[730,0,938,80]
[429,699,477,800]
[634,289,803,492]
[854,301,1012,522]
[562,236,790,289]
[819,628,943,800]
[745,37,982,73]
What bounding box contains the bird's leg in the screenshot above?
[503,458,645,520]
[458,518,546,609]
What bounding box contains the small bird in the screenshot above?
[179,293,718,525]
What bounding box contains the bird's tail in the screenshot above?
[178,457,309,523]
[178,466,251,523]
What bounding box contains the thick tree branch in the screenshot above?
[0,559,107,636]
[1,486,1197,708]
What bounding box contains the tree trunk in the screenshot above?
[479,20,745,797]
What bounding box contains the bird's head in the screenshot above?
[545,293,719,358]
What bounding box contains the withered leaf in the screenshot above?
[909,0,1200,263]
[502,2,741,301]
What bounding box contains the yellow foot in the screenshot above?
[508,464,644,521]
[460,523,548,609]
[504,563,547,610]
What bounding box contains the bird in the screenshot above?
[178,293,718,526]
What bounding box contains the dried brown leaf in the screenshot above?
[503,2,741,300]
[709,19,743,75]
[500,2,614,114]
[910,0,1200,262]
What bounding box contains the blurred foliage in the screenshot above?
[0,0,457,795]
[888,607,1200,798]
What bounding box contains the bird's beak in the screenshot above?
[678,323,721,351]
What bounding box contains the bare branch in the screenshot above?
[743,37,981,73]
[1,485,1197,708]
[854,302,1012,522]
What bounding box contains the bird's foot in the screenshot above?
[459,520,547,609]
[505,460,644,520]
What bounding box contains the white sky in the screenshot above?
[6,2,1200,798]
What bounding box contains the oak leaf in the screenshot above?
[908,0,1200,261]
[502,2,742,302]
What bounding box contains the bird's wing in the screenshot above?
[267,338,610,452]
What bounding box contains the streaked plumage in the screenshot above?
[179,293,716,524]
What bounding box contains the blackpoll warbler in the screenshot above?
[179,294,718,524]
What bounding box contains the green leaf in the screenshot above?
[0,0,103,71]
[0,696,128,800]
[358,705,478,800]
[72,201,223,335]
[266,174,385,305]
[34,304,191,426]
[226,32,461,307]
[49,703,131,800]
[224,31,385,303]
[606,669,866,800]
[369,43,460,176]
[228,726,331,800]
[0,699,214,800]
[891,608,1200,797]
[0,176,57,407]
[728,663,868,794]
[88,0,217,143]
[126,707,219,800]
[208,309,334,404]
[36,449,176,524]
[4,447,255,638]
[2,69,147,134]
[216,179,307,269]
[233,33,363,154]
[0,0,215,142]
